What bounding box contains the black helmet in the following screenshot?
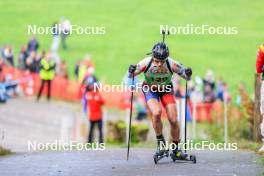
[152,42,169,60]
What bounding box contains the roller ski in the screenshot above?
[153,138,169,164]
[170,149,196,164]
[169,80,197,164]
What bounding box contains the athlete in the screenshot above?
[256,44,264,151]
[128,42,192,159]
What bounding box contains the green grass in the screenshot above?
[237,139,262,152]
[0,146,11,156]
[237,139,263,171]
[0,0,263,94]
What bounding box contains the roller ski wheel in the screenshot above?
[170,150,188,162]
[190,154,197,164]
[153,150,169,164]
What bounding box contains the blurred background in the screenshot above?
[0,0,263,154]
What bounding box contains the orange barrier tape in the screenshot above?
[2,66,222,122]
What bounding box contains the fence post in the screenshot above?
[253,73,262,142]
[224,95,228,144]
[180,98,185,142]
[191,90,198,140]
[176,99,184,142]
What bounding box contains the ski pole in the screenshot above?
[127,73,135,160]
[161,30,169,43]
[146,30,169,55]
[162,30,165,43]
[184,80,188,153]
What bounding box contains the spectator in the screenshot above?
[134,95,147,121]
[0,59,5,82]
[17,45,28,70]
[1,44,14,66]
[81,70,98,114]
[36,52,56,101]
[51,21,60,52]
[187,80,195,99]
[236,82,250,106]
[0,62,18,103]
[0,57,5,68]
[78,55,95,82]
[25,51,37,72]
[203,70,216,103]
[85,83,105,143]
[74,60,80,80]
[255,44,264,151]
[172,76,182,98]
[0,66,7,103]
[216,77,225,101]
[60,17,71,50]
[31,51,43,73]
[27,35,39,53]
[82,68,98,92]
[123,72,139,87]
[58,60,68,79]
[50,51,61,74]
[204,84,216,103]
[222,82,231,103]
[191,76,204,103]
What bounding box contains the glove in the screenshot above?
[128,64,137,73]
[185,68,192,79]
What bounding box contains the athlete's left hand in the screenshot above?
[185,68,192,79]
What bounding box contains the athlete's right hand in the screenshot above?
[185,67,192,80]
[185,68,192,77]
[128,65,137,73]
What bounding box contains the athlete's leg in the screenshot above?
[161,93,180,142]
[165,104,180,142]
[147,98,168,154]
[147,99,163,136]
[161,93,187,158]
[144,90,167,154]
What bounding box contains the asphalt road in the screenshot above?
[0,98,263,176]
[0,149,262,176]
[0,98,76,152]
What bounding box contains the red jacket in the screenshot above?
[256,44,264,73]
[86,91,104,121]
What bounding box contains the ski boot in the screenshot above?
[153,139,169,164]
[170,149,196,164]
